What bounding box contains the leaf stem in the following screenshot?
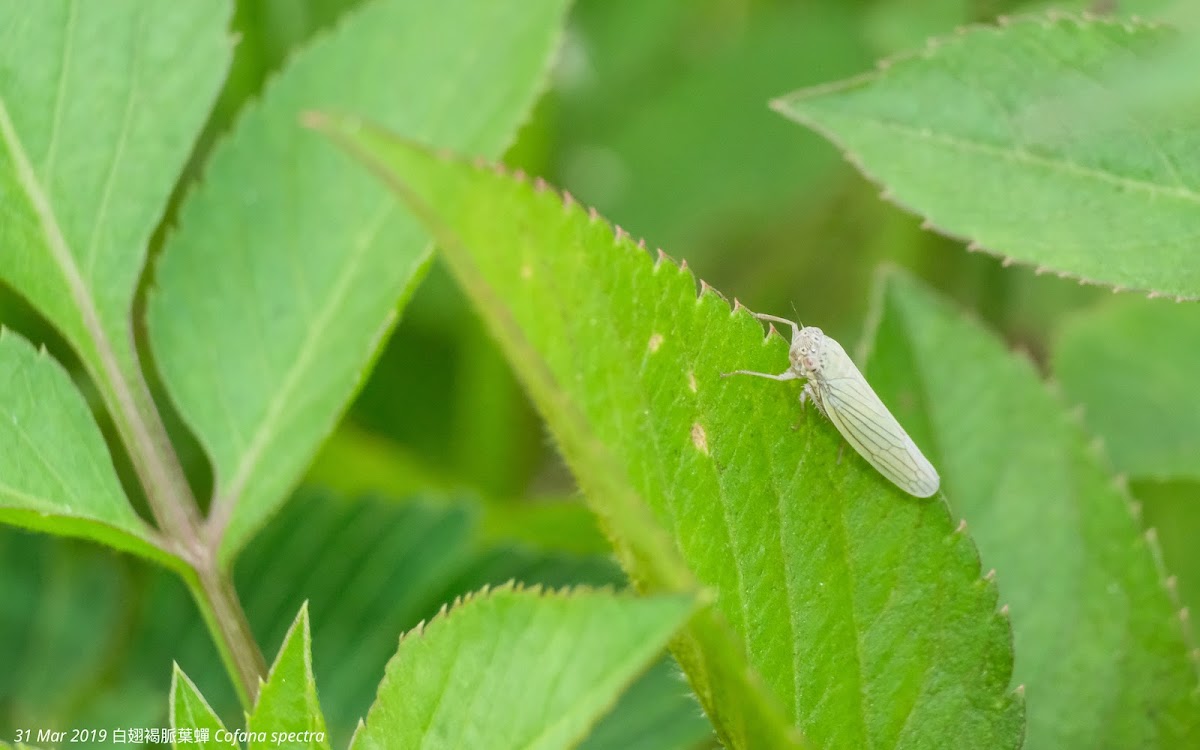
[101,333,267,708]
[189,555,268,708]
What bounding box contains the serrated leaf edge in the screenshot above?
[1048,298,1200,484]
[870,265,1199,702]
[1049,377,1200,692]
[317,116,1043,745]
[771,13,1193,303]
[862,266,1036,709]
[354,581,696,748]
[308,119,808,747]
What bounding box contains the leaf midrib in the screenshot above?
[208,198,395,545]
[787,107,1200,205]
[0,100,112,366]
[0,74,175,543]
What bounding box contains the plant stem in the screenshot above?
[6,80,267,708]
[100,332,266,708]
[191,557,268,706]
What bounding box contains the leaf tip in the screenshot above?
[654,248,680,271]
[699,278,727,303]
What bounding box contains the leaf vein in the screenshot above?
[208,198,395,541]
[834,114,1200,204]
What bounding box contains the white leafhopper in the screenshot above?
[724,313,940,498]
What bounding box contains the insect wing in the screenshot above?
[814,339,940,498]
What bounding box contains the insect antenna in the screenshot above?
[789,300,804,328]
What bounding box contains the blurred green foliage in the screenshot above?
[2,0,1199,747]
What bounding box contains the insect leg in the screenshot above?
[751,313,801,338]
[801,382,828,417]
[721,369,800,381]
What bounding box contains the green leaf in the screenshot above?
[0,329,175,567]
[311,119,1025,749]
[1053,296,1200,481]
[350,585,694,750]
[0,0,232,457]
[247,604,329,750]
[3,490,709,749]
[147,0,571,565]
[773,16,1200,300]
[864,268,1200,749]
[171,665,238,750]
